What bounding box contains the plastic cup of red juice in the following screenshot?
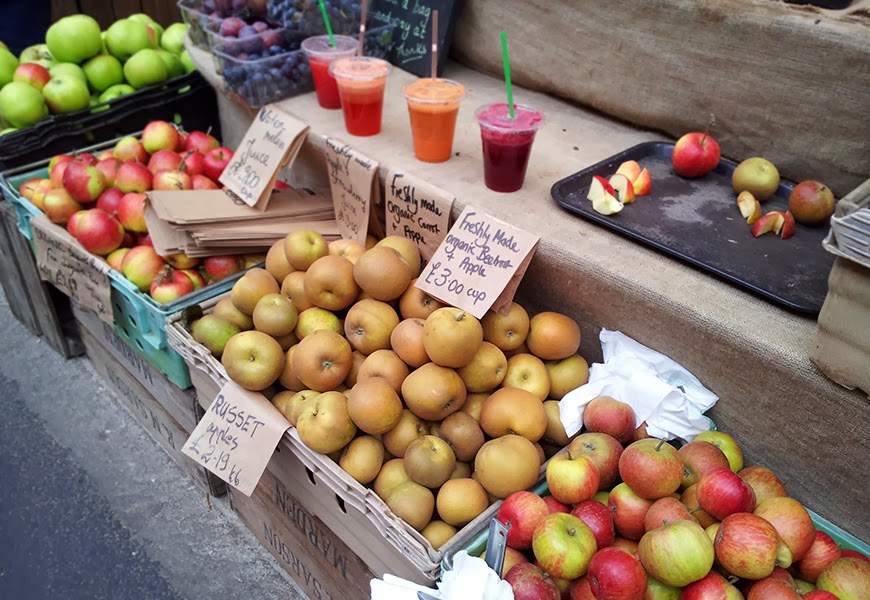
[301,35,359,110]
[474,103,545,193]
[330,56,392,136]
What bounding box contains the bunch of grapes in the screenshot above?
[268,0,362,34]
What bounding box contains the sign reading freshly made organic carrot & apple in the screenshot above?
[384,169,454,261]
[416,206,539,319]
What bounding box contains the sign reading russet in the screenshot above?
[415,206,539,319]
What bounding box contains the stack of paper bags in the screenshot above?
[144,187,340,257]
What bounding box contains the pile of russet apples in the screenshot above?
[493,396,869,600]
[188,230,592,549]
[17,119,248,303]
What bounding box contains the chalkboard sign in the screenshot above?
[369,0,461,77]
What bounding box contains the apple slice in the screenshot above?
[587,175,616,201]
[616,160,642,183]
[592,192,624,215]
[633,168,651,196]
[751,212,785,237]
[776,211,795,239]
[737,191,763,225]
[609,174,636,204]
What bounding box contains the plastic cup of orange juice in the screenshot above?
[402,78,465,163]
[329,56,392,136]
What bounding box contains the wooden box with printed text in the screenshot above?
[74,303,226,497]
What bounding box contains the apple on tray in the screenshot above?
[672,125,721,178]
[587,175,623,216]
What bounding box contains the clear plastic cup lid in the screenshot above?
[474,103,545,134]
[329,56,392,81]
[301,35,359,58]
[403,78,465,104]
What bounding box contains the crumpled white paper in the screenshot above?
[559,329,718,443]
[370,552,514,600]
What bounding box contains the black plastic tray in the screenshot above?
[551,142,834,314]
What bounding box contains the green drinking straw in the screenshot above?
[318,0,336,46]
[500,30,515,119]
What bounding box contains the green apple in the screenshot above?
[123,49,168,89]
[180,50,196,73]
[161,23,189,55]
[105,19,152,62]
[43,77,91,114]
[0,127,18,136]
[98,83,136,103]
[156,49,184,79]
[0,41,6,51]
[82,54,124,92]
[20,44,53,64]
[0,48,18,86]
[148,23,165,47]
[128,13,157,25]
[49,63,87,83]
[34,59,56,70]
[46,15,102,64]
[0,82,47,128]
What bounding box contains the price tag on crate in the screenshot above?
[324,137,378,245]
[416,206,539,319]
[220,104,309,210]
[384,169,454,261]
[183,381,290,496]
[31,214,113,325]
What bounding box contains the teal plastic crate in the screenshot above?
[0,138,254,389]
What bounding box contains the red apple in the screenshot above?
[43,188,83,224]
[147,149,183,175]
[18,177,42,200]
[583,396,636,443]
[681,571,743,600]
[203,147,234,181]
[612,537,639,558]
[505,563,560,600]
[571,500,615,549]
[500,546,529,577]
[697,466,756,520]
[76,152,97,166]
[106,247,130,271]
[113,136,148,163]
[680,484,718,529]
[547,452,600,505]
[50,160,74,188]
[754,497,815,562]
[67,211,83,237]
[569,577,595,600]
[587,547,646,600]
[739,466,788,505]
[714,513,780,580]
[568,433,624,491]
[694,431,744,473]
[13,63,52,91]
[48,154,73,174]
[643,497,697,532]
[533,513,598,580]
[142,120,181,154]
[788,180,836,227]
[117,193,148,233]
[153,170,192,191]
[180,150,205,176]
[138,233,153,247]
[96,188,124,217]
[176,131,188,152]
[97,149,114,161]
[672,132,721,178]
[203,255,243,281]
[164,253,199,269]
[802,592,840,600]
[817,557,870,600]
[185,130,220,154]
[746,578,801,600]
[121,246,165,292]
[178,269,206,290]
[191,174,220,190]
[840,549,870,562]
[679,441,730,490]
[618,439,683,500]
[150,267,194,304]
[116,162,153,193]
[29,179,54,210]
[95,157,122,187]
[497,491,550,550]
[638,520,714,588]
[70,208,125,255]
[63,161,106,203]
[608,483,653,541]
[120,231,136,248]
[543,496,570,514]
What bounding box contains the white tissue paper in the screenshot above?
[559,329,718,443]
[370,552,514,600]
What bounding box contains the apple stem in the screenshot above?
[455,311,466,322]
[655,439,667,452]
[688,506,704,514]
[701,113,716,144]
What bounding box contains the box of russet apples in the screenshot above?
[167,229,591,582]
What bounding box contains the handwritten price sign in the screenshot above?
[416,206,539,319]
[325,138,378,245]
[220,104,309,210]
[385,169,453,260]
[183,381,290,496]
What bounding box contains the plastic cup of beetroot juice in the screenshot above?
[474,102,544,193]
[301,35,359,110]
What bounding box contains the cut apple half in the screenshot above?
[778,211,795,239]
[751,211,785,237]
[737,191,763,224]
[609,173,636,204]
[633,168,652,196]
[616,160,642,182]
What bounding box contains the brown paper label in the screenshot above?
[324,137,378,245]
[31,215,113,324]
[182,381,290,496]
[416,206,539,319]
[384,169,454,261]
[219,105,309,210]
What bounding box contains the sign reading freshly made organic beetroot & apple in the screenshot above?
[416,206,539,319]
[324,137,378,245]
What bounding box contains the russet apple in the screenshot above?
[421,521,457,551]
[353,246,412,301]
[401,362,466,421]
[436,478,488,527]
[480,387,547,442]
[698,466,757,520]
[714,512,781,579]
[732,157,780,202]
[390,318,429,368]
[264,239,294,282]
[639,519,714,587]
[788,180,835,226]
[403,435,455,489]
[547,452,600,504]
[344,298,399,355]
[281,270,314,312]
[221,330,285,391]
[278,347,310,392]
[671,132,721,178]
[304,254,358,311]
[498,491,550,550]
[398,277,443,319]
[273,390,317,427]
[375,235,422,277]
[231,268,280,315]
[356,349,409,392]
[296,390,356,454]
[618,439,684,500]
[481,302,530,352]
[542,400,570,447]
[252,293,297,337]
[327,238,366,264]
[214,297,253,331]
[339,435,384,485]
[456,341,507,392]
[385,480,434,531]
[381,409,427,457]
[533,513,598,580]
[797,531,842,583]
[527,312,581,360]
[506,563,561,600]
[583,396,637,443]
[503,353,551,400]
[283,229,328,271]
[609,483,653,541]
[295,306,341,339]
[292,329,352,391]
[545,354,589,400]
[474,435,541,499]
[191,314,240,358]
[568,432,624,490]
[346,376,402,435]
[437,412,483,462]
[423,307,483,368]
[588,546,647,600]
[571,500,615,549]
